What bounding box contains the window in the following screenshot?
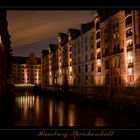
[127,40,133,49]
[114,45,117,53]
[127,75,134,83]
[105,74,110,84]
[105,47,109,56]
[126,28,132,38]
[127,67,134,75]
[96,21,100,30]
[97,41,100,49]
[113,33,116,39]
[96,32,100,39]
[117,44,120,52]
[91,63,94,71]
[127,51,133,63]
[118,57,121,68]
[98,66,101,73]
[85,75,88,84]
[116,22,119,28]
[113,58,117,68]
[97,52,101,59]
[85,64,88,72]
[91,75,94,84]
[69,47,72,52]
[126,16,132,26]
[105,60,109,69]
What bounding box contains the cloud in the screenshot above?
[7,10,93,56]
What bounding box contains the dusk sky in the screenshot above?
[7,11,94,57]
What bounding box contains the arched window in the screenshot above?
[96,21,100,30]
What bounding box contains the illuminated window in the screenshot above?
[126,28,132,38]
[127,40,133,49]
[127,51,133,63]
[127,67,134,75]
[113,33,116,39]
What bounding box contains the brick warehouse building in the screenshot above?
[41,10,140,111]
[11,53,41,86]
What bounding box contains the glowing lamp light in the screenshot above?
[69,66,72,72]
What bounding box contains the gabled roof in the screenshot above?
[58,32,68,45]
[49,44,58,52]
[81,20,94,33]
[67,28,81,39]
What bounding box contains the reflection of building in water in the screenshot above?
[49,99,53,126]
[11,53,41,85]
[15,95,35,109]
[95,117,106,126]
[58,102,64,126]
[35,96,40,117]
[68,105,76,126]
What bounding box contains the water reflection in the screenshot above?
[58,102,64,126]
[49,99,53,126]
[68,105,76,126]
[11,90,140,127]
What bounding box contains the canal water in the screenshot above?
[1,89,140,128]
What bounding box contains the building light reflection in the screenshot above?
[49,100,53,126]
[35,96,40,117]
[58,102,64,126]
